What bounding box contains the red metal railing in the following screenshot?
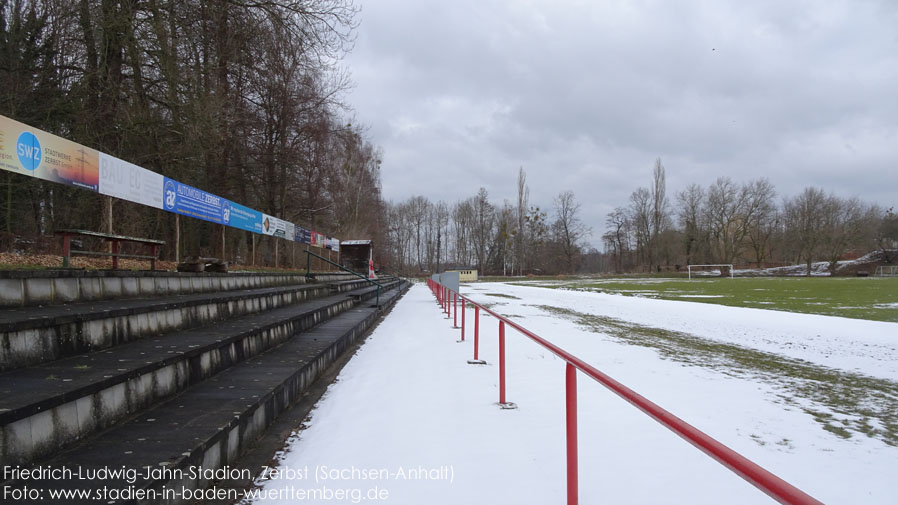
[425,278,825,505]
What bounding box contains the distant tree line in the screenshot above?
[603,159,898,275]
[1,0,385,264]
[382,169,592,276]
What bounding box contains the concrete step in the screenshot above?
[0,279,401,467]
[0,271,363,309]
[1,282,408,504]
[0,278,378,372]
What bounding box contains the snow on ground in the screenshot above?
[243,283,898,505]
[498,282,898,381]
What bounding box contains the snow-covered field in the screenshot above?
[243,282,898,505]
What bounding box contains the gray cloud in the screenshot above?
[345,0,898,244]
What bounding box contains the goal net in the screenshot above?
[875,266,898,277]
[687,264,734,279]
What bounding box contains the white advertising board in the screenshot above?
[99,153,164,209]
[262,214,288,238]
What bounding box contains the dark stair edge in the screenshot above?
[0,279,381,373]
[0,279,377,332]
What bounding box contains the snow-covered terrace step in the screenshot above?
[0,278,377,372]
[1,283,408,504]
[0,279,402,467]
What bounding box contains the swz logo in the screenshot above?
[164,180,177,209]
[16,131,42,171]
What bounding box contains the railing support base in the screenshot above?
[498,402,518,410]
[466,359,487,365]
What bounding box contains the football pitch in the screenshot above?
[517,276,898,322]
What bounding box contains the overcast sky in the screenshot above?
[343,0,898,245]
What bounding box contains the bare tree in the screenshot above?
[407,196,429,271]
[452,198,475,267]
[629,187,652,268]
[626,159,670,271]
[553,190,590,273]
[744,179,778,266]
[433,201,449,271]
[603,207,632,272]
[515,167,529,275]
[784,187,828,276]
[650,158,670,267]
[676,183,706,265]
[876,207,898,263]
[819,196,871,274]
[496,202,515,275]
[705,177,743,263]
[524,205,548,273]
[471,188,495,273]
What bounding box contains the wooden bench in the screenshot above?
[54,229,165,270]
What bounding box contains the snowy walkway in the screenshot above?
[243,283,898,505]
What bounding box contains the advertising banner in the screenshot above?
[271,218,287,238]
[295,226,311,244]
[228,202,262,233]
[262,214,288,238]
[98,153,164,209]
[0,116,342,248]
[0,114,100,191]
[163,177,228,224]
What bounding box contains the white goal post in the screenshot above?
[875,266,898,277]
[687,264,734,279]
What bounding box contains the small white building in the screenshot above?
[447,268,478,282]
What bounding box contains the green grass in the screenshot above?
[525,277,898,322]
[536,304,898,446]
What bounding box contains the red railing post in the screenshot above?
[566,363,578,505]
[111,239,120,269]
[499,321,506,404]
[474,306,480,360]
[61,232,71,268]
[453,292,458,328]
[461,298,466,341]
